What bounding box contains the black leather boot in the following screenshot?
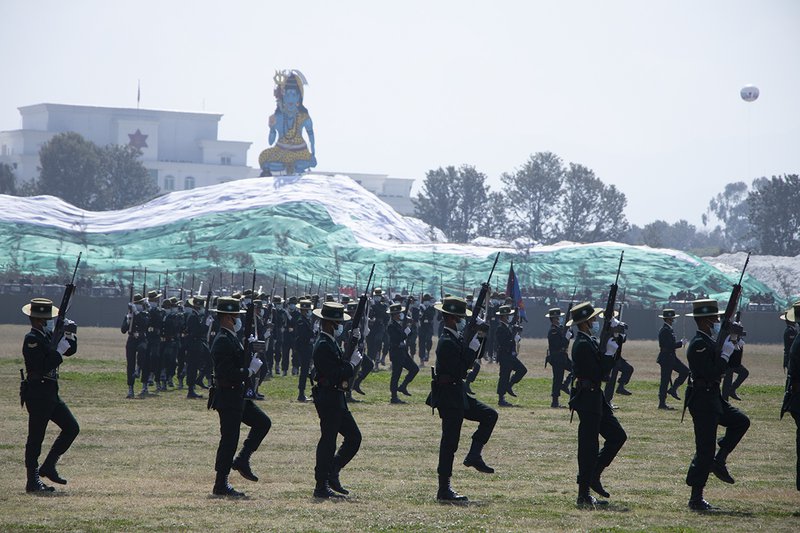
[39,452,67,485]
[463,440,494,473]
[436,476,468,502]
[397,382,412,396]
[212,471,246,497]
[688,484,714,510]
[712,447,735,484]
[232,448,258,482]
[313,479,343,498]
[576,483,606,507]
[590,465,609,498]
[26,467,55,494]
[328,466,349,495]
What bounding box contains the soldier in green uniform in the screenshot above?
[546,308,572,408]
[121,293,149,399]
[21,298,80,493]
[656,309,689,410]
[496,305,526,407]
[208,297,272,498]
[784,301,800,491]
[429,297,498,503]
[684,299,750,510]
[568,302,627,507]
[387,302,419,404]
[310,302,364,498]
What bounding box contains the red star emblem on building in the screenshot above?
[128,129,149,149]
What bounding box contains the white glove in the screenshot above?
[721,336,736,361]
[404,326,411,336]
[469,336,481,352]
[610,317,620,328]
[205,315,214,327]
[736,338,745,349]
[248,356,263,376]
[514,334,521,343]
[565,329,573,340]
[264,329,271,339]
[126,313,133,320]
[56,337,71,355]
[350,349,363,367]
[313,321,320,333]
[248,334,256,344]
[352,328,361,340]
[604,338,619,356]
[681,338,688,345]
[475,316,486,326]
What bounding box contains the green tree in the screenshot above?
[0,162,17,195]
[747,174,800,256]
[500,152,564,243]
[557,163,629,242]
[478,191,510,240]
[96,144,159,210]
[413,165,488,243]
[36,132,158,210]
[38,132,102,209]
[703,181,755,252]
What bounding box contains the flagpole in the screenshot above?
[137,79,141,109]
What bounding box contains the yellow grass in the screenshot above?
[0,325,797,532]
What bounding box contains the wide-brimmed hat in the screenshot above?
[346,302,358,313]
[372,287,383,296]
[389,303,405,315]
[287,296,298,305]
[325,294,335,302]
[213,297,246,315]
[658,309,680,319]
[132,293,146,305]
[566,302,602,327]
[786,301,800,323]
[161,299,173,309]
[147,290,161,301]
[685,299,725,318]
[298,299,313,310]
[231,292,242,300]
[188,295,205,307]
[312,302,351,322]
[434,297,472,317]
[545,307,562,318]
[340,295,351,304]
[422,293,433,302]
[22,298,59,319]
[465,294,474,302]
[272,295,283,304]
[497,305,515,316]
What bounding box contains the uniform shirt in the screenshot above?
[312,330,355,409]
[186,309,207,341]
[419,305,436,331]
[210,327,249,389]
[162,311,183,340]
[409,306,420,331]
[23,327,77,381]
[387,319,409,359]
[787,333,800,414]
[146,305,164,339]
[657,323,683,364]
[121,310,149,338]
[784,324,798,367]
[495,321,517,364]
[686,330,728,415]
[367,301,389,339]
[433,327,479,410]
[294,312,315,354]
[569,330,615,414]
[547,323,570,365]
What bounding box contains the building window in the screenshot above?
[163,175,175,191]
[220,156,232,165]
[185,176,195,190]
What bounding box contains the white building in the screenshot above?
[315,171,415,215]
[0,103,417,215]
[0,103,256,192]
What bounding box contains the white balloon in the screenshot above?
[740,85,759,102]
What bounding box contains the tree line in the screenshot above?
[412,152,799,257]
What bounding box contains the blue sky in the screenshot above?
[1,0,798,226]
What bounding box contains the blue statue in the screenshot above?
[259,70,316,176]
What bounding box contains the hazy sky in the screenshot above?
[1,0,798,227]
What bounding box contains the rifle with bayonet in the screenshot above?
[603,287,628,402]
[50,252,82,351]
[461,253,500,369]
[344,264,376,372]
[244,269,265,399]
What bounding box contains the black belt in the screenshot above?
[574,378,599,391]
[692,378,720,389]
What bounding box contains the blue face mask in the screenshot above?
[712,322,721,337]
[234,317,242,333]
[591,321,601,336]
[457,319,466,332]
[336,324,344,336]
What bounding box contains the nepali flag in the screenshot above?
[505,262,527,322]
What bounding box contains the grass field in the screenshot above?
[0,324,797,532]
